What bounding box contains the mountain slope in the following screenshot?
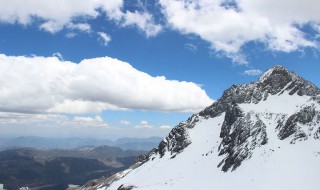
[76,65,320,190]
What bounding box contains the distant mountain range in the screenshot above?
[0,146,146,190]
[0,136,162,151]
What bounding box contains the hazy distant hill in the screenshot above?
[113,137,163,151]
[0,136,162,151]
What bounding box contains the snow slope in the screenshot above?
[105,108,320,190]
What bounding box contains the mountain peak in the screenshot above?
[258,65,295,83]
[257,65,320,97]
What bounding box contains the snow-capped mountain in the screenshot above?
[74,65,320,190]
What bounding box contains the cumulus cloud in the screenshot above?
[97,32,112,46]
[0,0,160,37]
[0,54,213,114]
[243,69,262,76]
[159,0,320,63]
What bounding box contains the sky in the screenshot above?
[0,0,319,139]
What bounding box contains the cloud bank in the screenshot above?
[0,112,173,139]
[0,0,319,63]
[159,0,320,63]
[0,0,161,36]
[0,54,213,114]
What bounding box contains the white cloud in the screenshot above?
[243,69,262,76]
[0,0,160,37]
[0,112,108,129]
[52,52,63,61]
[67,23,91,32]
[0,112,172,139]
[39,20,64,33]
[134,125,153,129]
[0,112,67,125]
[65,32,77,38]
[159,0,320,63]
[120,120,131,125]
[134,121,172,130]
[122,11,163,37]
[135,120,153,129]
[184,43,197,52]
[0,54,213,114]
[97,32,111,46]
[140,120,149,125]
[1,0,319,62]
[0,0,120,30]
[48,100,126,115]
[71,115,108,127]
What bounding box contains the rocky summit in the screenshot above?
[74,65,320,190]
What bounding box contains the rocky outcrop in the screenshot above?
[217,103,268,171]
[278,104,320,143]
[117,184,136,190]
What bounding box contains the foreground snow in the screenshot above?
[105,110,320,190]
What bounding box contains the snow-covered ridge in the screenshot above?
[73,65,320,190]
[239,91,309,115]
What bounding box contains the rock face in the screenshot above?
[217,105,268,171]
[74,65,320,190]
[278,104,320,142]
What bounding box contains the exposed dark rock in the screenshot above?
[258,65,320,97]
[199,101,226,119]
[157,122,191,158]
[278,105,320,142]
[134,154,148,163]
[314,127,320,140]
[218,105,268,171]
[117,184,136,190]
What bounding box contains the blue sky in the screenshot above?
[0,0,319,139]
